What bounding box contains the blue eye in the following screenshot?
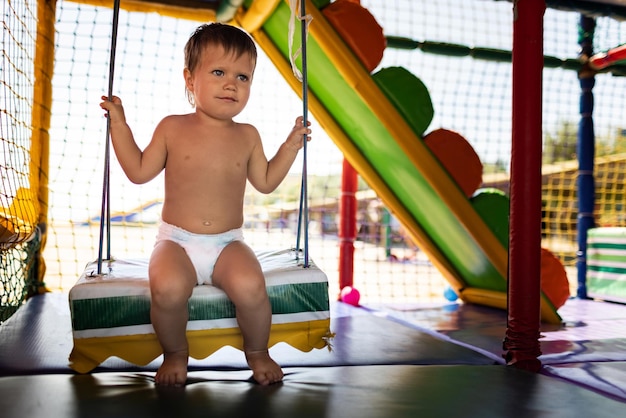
[213,69,224,76]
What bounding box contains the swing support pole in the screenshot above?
[294,0,310,267]
[97,0,121,274]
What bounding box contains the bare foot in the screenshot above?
[155,350,189,387]
[245,350,283,385]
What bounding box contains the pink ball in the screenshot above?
[340,286,361,306]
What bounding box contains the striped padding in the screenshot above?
[587,227,626,303]
[69,249,330,337]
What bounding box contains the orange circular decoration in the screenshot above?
[541,248,570,309]
[322,0,386,72]
[423,128,483,198]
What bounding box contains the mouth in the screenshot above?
[218,96,237,103]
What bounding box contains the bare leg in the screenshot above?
[149,240,197,386]
[213,241,283,385]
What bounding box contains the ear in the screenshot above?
[184,68,193,90]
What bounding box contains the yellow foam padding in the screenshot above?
[69,319,331,374]
[0,187,38,246]
[238,0,281,32]
[461,286,561,324]
[68,0,219,22]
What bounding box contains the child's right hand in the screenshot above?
[100,95,126,124]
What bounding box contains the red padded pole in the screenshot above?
[338,158,358,294]
[503,0,545,372]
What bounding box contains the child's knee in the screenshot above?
[150,276,194,308]
[229,278,268,307]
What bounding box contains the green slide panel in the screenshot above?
[261,3,502,286]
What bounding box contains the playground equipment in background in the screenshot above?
[589,43,626,70]
[253,0,569,314]
[0,0,570,327]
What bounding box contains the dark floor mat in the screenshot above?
[1,365,625,417]
[0,293,494,375]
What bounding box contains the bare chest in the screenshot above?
[168,134,250,178]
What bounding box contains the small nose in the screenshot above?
[224,76,237,90]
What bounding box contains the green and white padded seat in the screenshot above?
[68,249,331,373]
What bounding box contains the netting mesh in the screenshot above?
[1,0,41,323]
[0,231,41,322]
[3,0,626,324]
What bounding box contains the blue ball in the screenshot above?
[443,286,459,302]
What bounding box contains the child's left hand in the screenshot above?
[285,116,312,152]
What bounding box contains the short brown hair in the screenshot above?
[184,23,257,105]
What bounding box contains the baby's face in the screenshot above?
[185,44,256,120]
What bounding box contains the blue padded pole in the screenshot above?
[576,15,596,299]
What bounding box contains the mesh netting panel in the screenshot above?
[1,0,41,323]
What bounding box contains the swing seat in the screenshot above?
[68,249,332,373]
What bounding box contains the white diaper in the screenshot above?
[156,221,244,285]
